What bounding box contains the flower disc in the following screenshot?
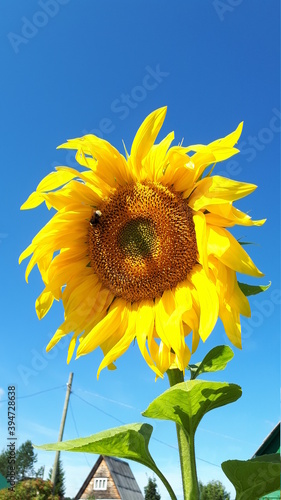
[88,181,198,302]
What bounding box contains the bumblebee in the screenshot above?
[90,210,102,225]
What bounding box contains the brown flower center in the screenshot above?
[88,182,197,302]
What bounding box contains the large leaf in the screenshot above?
[238,281,271,296]
[221,454,280,500]
[143,380,241,436]
[189,345,234,380]
[35,423,177,500]
[35,423,154,467]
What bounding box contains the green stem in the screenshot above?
[167,369,200,500]
[151,462,178,500]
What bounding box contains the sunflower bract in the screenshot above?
[19,107,265,378]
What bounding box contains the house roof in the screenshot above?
[252,422,280,458]
[105,456,144,500]
[0,473,10,490]
[74,455,144,500]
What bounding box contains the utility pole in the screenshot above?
[51,372,73,494]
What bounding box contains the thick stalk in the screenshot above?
[152,465,178,500]
[167,369,199,500]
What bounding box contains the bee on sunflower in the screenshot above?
[20,107,265,378]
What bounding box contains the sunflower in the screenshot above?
[19,107,265,378]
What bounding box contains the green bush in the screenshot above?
[0,478,59,500]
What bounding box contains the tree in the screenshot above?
[144,476,161,500]
[199,480,230,500]
[0,451,10,482]
[16,441,37,480]
[0,441,39,482]
[48,457,66,499]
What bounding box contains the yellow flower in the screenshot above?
[19,107,265,378]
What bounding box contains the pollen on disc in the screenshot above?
[88,182,198,302]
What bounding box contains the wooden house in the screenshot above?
[74,455,144,500]
[252,421,280,500]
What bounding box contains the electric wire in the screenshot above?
[71,390,221,468]
[68,398,92,469]
[1,384,65,402]
[71,391,125,424]
[1,383,221,469]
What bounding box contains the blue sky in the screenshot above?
[0,1,280,498]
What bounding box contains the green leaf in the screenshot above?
[221,454,281,500]
[188,345,234,380]
[35,423,154,468]
[238,281,271,296]
[143,380,241,436]
[238,241,254,246]
[35,423,177,500]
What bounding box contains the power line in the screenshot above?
[68,399,92,469]
[1,382,221,469]
[1,385,65,403]
[1,384,221,469]
[71,391,125,425]
[71,390,220,468]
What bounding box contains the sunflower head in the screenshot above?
[88,181,198,302]
[20,107,265,378]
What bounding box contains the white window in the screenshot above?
[93,477,108,490]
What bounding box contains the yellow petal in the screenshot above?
[67,332,80,363]
[24,244,54,283]
[148,339,173,376]
[207,225,264,277]
[173,344,191,372]
[135,301,162,377]
[209,122,243,149]
[182,123,243,183]
[174,281,193,311]
[143,131,174,181]
[188,176,257,211]
[229,272,251,318]
[162,148,195,191]
[37,169,77,192]
[97,305,135,378]
[219,306,242,349]
[21,191,44,210]
[63,277,101,317]
[191,328,200,354]
[190,266,219,342]
[35,290,54,320]
[130,107,167,173]
[155,290,186,368]
[19,243,35,264]
[193,211,209,276]
[46,320,70,352]
[186,149,216,187]
[77,135,133,186]
[76,299,126,356]
[40,181,101,211]
[205,204,266,227]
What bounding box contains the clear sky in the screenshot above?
[0,1,280,499]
